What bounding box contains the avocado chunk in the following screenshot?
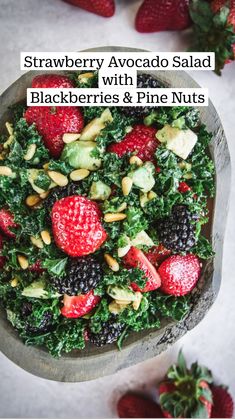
[90,180,112,201]
[131,231,154,247]
[129,162,155,193]
[22,280,60,299]
[61,140,102,171]
[107,285,136,302]
[156,125,198,160]
[27,169,54,194]
[79,108,113,142]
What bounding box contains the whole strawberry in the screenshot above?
[189,0,235,74]
[0,209,18,238]
[52,195,107,257]
[159,351,213,418]
[158,254,201,296]
[62,0,115,17]
[108,125,159,162]
[61,291,101,318]
[117,393,164,418]
[135,0,191,33]
[211,385,234,418]
[25,75,84,158]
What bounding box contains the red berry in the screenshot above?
[211,385,234,418]
[62,0,115,17]
[178,181,192,193]
[0,233,6,269]
[31,74,74,89]
[158,254,201,296]
[0,209,18,238]
[117,393,164,418]
[108,125,159,162]
[123,246,161,293]
[144,244,171,267]
[29,260,45,273]
[135,0,191,33]
[61,291,100,318]
[52,195,107,257]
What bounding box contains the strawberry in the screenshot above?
[52,195,107,257]
[61,291,100,318]
[62,0,115,17]
[211,385,234,418]
[144,244,171,267]
[158,254,201,296]
[31,74,74,89]
[189,0,235,74]
[123,246,161,292]
[108,125,159,162]
[159,351,213,418]
[0,233,6,269]
[135,0,191,33]
[117,393,164,418]
[178,181,192,193]
[0,209,18,238]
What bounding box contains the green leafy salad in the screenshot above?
[0,72,215,357]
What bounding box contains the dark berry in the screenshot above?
[25,311,53,335]
[88,316,125,347]
[157,205,199,253]
[120,74,164,119]
[52,255,103,295]
[21,302,33,318]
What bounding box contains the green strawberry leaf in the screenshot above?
[191,400,209,418]
[189,0,213,31]
[200,386,213,403]
[177,349,188,375]
[213,6,230,27]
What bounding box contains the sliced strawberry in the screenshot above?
[211,385,234,418]
[117,393,164,418]
[123,247,161,293]
[31,74,74,89]
[158,254,201,296]
[178,181,192,193]
[61,291,100,318]
[62,0,115,17]
[108,125,159,162]
[0,209,18,238]
[52,195,107,257]
[144,244,171,267]
[0,233,6,269]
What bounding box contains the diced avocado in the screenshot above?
[90,181,111,201]
[79,108,113,142]
[107,285,136,302]
[129,162,155,193]
[22,280,60,299]
[156,125,198,160]
[61,141,102,171]
[131,231,154,247]
[27,169,54,194]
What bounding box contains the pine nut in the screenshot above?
[63,133,81,144]
[117,202,127,213]
[70,168,90,181]
[43,162,50,170]
[78,72,94,82]
[26,194,41,207]
[24,144,37,161]
[122,177,133,196]
[17,255,29,270]
[3,135,14,149]
[41,230,51,245]
[148,191,157,200]
[30,236,44,249]
[104,254,119,272]
[133,292,142,311]
[5,122,13,135]
[10,278,18,287]
[39,191,50,199]
[48,171,68,187]
[104,213,126,223]
[129,156,143,166]
[0,166,13,177]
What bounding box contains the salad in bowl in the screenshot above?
[0,72,215,358]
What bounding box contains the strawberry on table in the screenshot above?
[144,244,171,267]
[135,0,191,33]
[52,195,107,257]
[158,254,201,296]
[62,0,115,17]
[117,393,164,418]
[123,246,161,292]
[108,125,159,163]
[211,385,234,418]
[61,291,101,318]
[0,209,18,238]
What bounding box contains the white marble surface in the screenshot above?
[0,0,234,417]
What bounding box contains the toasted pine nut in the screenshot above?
[39,191,50,199]
[63,133,81,144]
[48,171,68,187]
[70,169,90,181]
[5,122,13,135]
[43,162,50,170]
[129,156,143,166]
[30,236,44,249]
[0,166,13,177]
[24,144,37,161]
[10,278,18,287]
[133,292,142,311]
[104,254,119,272]
[3,135,14,149]
[41,230,51,245]
[78,72,94,82]
[26,194,41,207]
[148,191,157,200]
[17,255,29,270]
[116,202,127,213]
[122,177,133,196]
[104,213,126,223]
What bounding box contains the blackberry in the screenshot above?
[21,302,33,318]
[52,255,103,295]
[88,316,125,347]
[157,205,199,253]
[120,74,163,119]
[25,311,53,335]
